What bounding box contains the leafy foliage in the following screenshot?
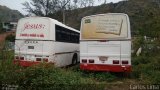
[1,0,160,89]
[0,52,104,89]
[131,31,160,84]
[51,0,160,36]
[5,34,15,42]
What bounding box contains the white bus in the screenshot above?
[14,17,80,67]
[80,13,131,72]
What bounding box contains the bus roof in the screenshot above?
[16,17,79,40]
[82,13,129,19]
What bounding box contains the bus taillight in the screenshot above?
[20,57,24,60]
[36,58,41,61]
[122,61,128,64]
[15,56,19,60]
[89,59,94,63]
[113,60,119,64]
[82,59,87,63]
[43,58,48,62]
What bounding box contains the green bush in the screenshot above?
[1,46,160,89]
[132,55,150,65]
[5,34,15,42]
[0,56,22,85]
[132,54,160,84]
[131,37,160,84]
[0,59,105,89]
[0,23,3,34]
[0,51,105,89]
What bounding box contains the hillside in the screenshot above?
[50,0,160,38]
[0,5,23,22]
[0,1,160,89]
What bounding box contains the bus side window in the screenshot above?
[56,29,61,41]
[70,31,79,43]
[62,28,70,42]
[55,24,79,44]
[56,25,62,42]
[75,33,80,43]
[70,32,74,43]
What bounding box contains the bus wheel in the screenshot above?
[72,54,77,65]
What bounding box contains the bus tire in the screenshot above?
[72,53,77,65]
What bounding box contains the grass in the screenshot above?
[1,53,159,89]
[131,54,160,84]
[0,39,160,89]
[130,37,160,84]
[0,51,106,89]
[0,49,120,89]
[1,49,160,89]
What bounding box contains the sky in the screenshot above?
[0,0,122,15]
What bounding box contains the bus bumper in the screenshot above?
[14,60,40,67]
[80,63,131,72]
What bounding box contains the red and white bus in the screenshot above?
[80,13,131,72]
[14,17,80,67]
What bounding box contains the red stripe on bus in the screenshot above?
[14,60,40,67]
[80,64,131,72]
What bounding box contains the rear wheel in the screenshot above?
[72,54,77,65]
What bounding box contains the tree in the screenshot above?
[23,0,98,23]
[56,0,71,23]
[79,0,94,7]
[22,0,58,16]
[23,0,72,23]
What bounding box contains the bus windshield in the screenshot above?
[81,14,130,40]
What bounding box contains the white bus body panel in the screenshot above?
[16,17,55,40]
[14,17,79,67]
[54,42,79,67]
[80,41,131,65]
[80,13,131,72]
